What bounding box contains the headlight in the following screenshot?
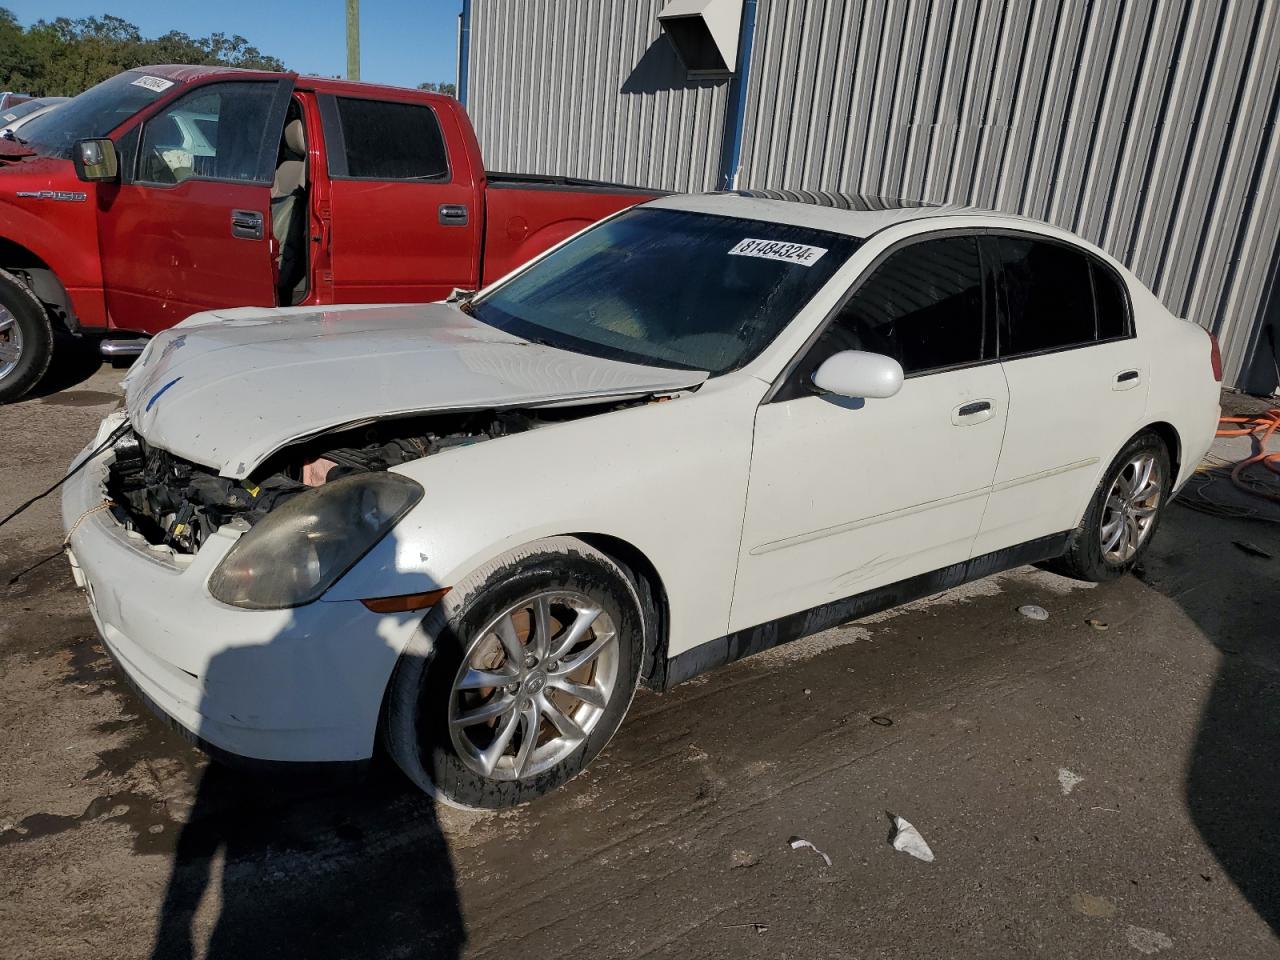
[208,473,423,610]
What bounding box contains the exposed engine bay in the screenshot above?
[104,402,637,554]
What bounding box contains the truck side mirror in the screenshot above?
[74,138,119,182]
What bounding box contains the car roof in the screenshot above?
[646,189,1049,239]
[134,65,452,105]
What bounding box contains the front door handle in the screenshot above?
[952,398,995,425]
[438,204,469,226]
[231,209,264,240]
[1114,369,1142,391]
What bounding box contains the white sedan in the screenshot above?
[63,192,1221,808]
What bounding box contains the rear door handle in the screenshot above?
[438,204,469,226]
[952,399,995,425]
[230,209,264,240]
[1114,369,1142,391]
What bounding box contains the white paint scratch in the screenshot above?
[1125,925,1173,954]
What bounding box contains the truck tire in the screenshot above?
[0,268,54,403]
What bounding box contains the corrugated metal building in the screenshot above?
[462,0,1280,394]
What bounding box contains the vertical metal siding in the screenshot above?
[467,0,729,193]
[738,0,1280,386]
[469,0,1278,387]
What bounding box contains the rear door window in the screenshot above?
[809,235,989,377]
[329,97,448,181]
[992,237,1097,355]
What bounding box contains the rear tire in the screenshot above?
[0,268,53,403]
[384,537,644,809]
[1052,430,1171,582]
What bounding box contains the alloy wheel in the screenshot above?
[0,304,22,382]
[1099,453,1162,564]
[448,590,619,780]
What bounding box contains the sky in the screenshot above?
[6,0,463,89]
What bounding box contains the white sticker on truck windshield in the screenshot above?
[729,238,828,266]
[130,75,174,92]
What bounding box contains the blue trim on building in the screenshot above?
[716,0,758,190]
[458,0,472,107]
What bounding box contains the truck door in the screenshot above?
[317,93,482,302]
[98,78,294,333]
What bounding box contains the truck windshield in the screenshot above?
[19,71,172,159]
[470,208,859,375]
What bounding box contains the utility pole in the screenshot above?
[346,0,360,81]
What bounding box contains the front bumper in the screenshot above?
[62,418,425,763]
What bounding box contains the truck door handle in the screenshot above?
[438,204,469,226]
[952,399,995,425]
[1114,369,1142,391]
[230,209,264,240]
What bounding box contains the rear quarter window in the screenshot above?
[1092,261,1132,340]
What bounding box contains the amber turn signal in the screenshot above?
[360,588,451,613]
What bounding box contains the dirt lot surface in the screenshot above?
[2,365,1278,959]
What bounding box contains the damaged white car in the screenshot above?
[64,192,1220,808]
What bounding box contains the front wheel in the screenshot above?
[1052,430,1171,582]
[0,268,54,403]
[384,537,645,809]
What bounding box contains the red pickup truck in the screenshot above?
[0,65,656,402]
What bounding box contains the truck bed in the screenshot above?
[481,172,664,284]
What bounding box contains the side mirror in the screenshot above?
[811,350,904,400]
[73,138,119,182]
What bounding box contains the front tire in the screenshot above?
[0,268,54,403]
[1053,430,1171,582]
[384,537,644,809]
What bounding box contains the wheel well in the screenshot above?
[574,533,670,691]
[0,239,77,334]
[1143,421,1182,482]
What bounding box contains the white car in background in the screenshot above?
[63,192,1221,808]
[0,97,69,140]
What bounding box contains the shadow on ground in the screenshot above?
[20,332,108,401]
[1142,493,1280,936]
[149,760,464,959]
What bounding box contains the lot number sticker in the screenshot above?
[729,238,828,266]
[131,75,175,92]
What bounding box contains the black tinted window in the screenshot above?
[996,237,1095,354]
[813,236,987,375]
[1092,261,1130,340]
[335,98,447,180]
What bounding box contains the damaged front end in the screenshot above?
[104,404,630,555]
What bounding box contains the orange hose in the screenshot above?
[1215,408,1280,503]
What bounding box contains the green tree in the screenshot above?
[0,7,285,97]
[417,81,456,98]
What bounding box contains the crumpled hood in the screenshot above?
[125,302,707,479]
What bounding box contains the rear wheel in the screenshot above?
[1053,430,1171,581]
[384,537,644,809]
[0,268,53,403]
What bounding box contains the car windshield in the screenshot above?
[469,207,860,374]
[19,71,173,158]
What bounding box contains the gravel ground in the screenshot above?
[1,364,1278,960]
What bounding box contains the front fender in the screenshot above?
[324,376,765,657]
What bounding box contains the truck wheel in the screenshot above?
[384,536,645,809]
[0,268,54,403]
